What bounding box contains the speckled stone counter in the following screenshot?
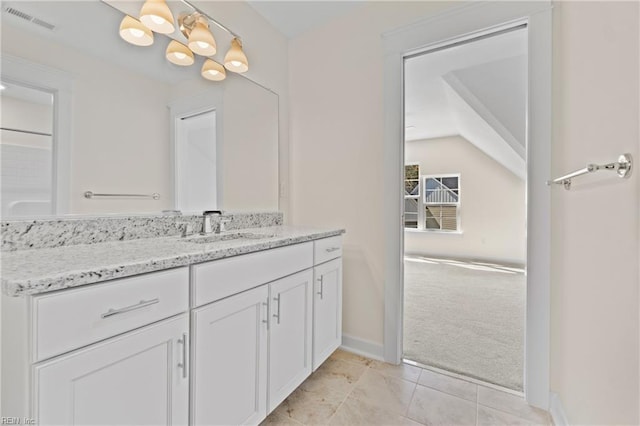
[1,226,345,297]
[1,212,283,252]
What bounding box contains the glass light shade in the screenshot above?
[119,16,153,46]
[166,40,194,66]
[224,38,248,73]
[140,0,175,34]
[188,21,216,56]
[201,59,226,81]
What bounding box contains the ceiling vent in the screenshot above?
[4,7,55,31]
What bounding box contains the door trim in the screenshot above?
[1,55,73,215]
[381,1,552,409]
[168,89,225,212]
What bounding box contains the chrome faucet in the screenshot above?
[201,210,222,234]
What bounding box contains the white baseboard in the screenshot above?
[340,334,385,361]
[549,392,569,426]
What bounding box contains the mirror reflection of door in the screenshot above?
[175,110,218,213]
[0,82,55,218]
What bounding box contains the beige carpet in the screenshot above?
[403,256,525,391]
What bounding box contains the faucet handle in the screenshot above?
[203,210,222,216]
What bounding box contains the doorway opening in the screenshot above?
[0,81,55,218]
[174,109,219,213]
[402,26,528,391]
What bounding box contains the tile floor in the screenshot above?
[262,350,551,426]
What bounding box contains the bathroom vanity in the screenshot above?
[1,213,344,425]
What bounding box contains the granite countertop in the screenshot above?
[1,226,344,297]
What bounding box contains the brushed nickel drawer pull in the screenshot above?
[317,276,324,299]
[262,301,270,329]
[178,333,188,379]
[273,294,281,324]
[325,247,340,253]
[100,298,160,319]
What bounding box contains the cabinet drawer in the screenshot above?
[192,242,313,307]
[32,267,189,362]
[314,235,343,264]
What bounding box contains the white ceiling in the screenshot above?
[247,1,364,38]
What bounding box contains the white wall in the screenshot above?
[289,1,639,422]
[221,76,279,211]
[404,136,525,265]
[289,1,460,346]
[0,96,52,142]
[550,1,639,424]
[194,1,291,219]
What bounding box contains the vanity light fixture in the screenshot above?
[224,38,249,73]
[114,0,249,82]
[139,0,175,34]
[119,15,154,47]
[201,59,226,81]
[181,14,217,57]
[166,40,194,66]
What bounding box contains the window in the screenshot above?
[424,176,459,231]
[403,170,460,232]
[404,164,420,228]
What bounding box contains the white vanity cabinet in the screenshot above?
[191,285,269,426]
[34,315,189,426]
[267,269,314,412]
[312,236,343,371]
[191,268,314,425]
[190,243,315,425]
[2,233,343,426]
[1,267,191,426]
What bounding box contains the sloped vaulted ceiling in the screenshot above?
[405,28,527,179]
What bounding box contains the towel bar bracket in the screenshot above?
[547,153,632,190]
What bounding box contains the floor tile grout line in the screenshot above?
[477,401,548,424]
[414,381,478,404]
[294,351,546,426]
[404,379,419,421]
[325,360,372,424]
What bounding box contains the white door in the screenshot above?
[33,315,189,426]
[312,258,343,371]
[175,110,218,212]
[268,269,313,412]
[192,285,268,426]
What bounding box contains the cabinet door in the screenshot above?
[268,269,313,412]
[192,285,268,426]
[313,258,343,371]
[33,315,189,426]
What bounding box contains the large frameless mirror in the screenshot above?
[0,1,279,219]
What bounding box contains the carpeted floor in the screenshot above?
[403,256,525,391]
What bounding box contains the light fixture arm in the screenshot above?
[178,12,206,39]
[178,0,241,40]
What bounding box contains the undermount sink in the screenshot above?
[182,232,276,244]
